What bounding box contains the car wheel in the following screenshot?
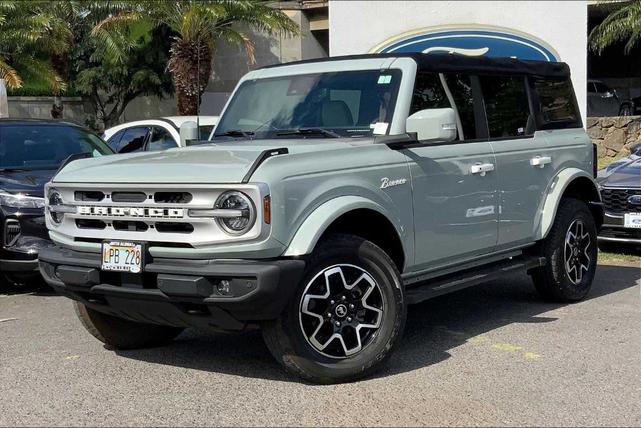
[262,234,406,384]
[531,198,598,302]
[74,301,184,350]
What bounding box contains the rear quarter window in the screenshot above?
[532,77,582,129]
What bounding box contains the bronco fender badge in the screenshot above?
[380,177,407,189]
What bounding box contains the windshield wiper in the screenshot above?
[276,128,341,138]
[218,129,255,139]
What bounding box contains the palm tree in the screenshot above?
[589,0,641,55]
[92,0,299,115]
[0,1,72,92]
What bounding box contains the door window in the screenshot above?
[444,74,480,140]
[410,73,450,114]
[147,127,177,151]
[117,127,149,153]
[479,75,533,138]
[106,130,124,152]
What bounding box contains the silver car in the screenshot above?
[39,54,602,383]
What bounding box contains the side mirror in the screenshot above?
[406,108,457,143]
[179,121,199,147]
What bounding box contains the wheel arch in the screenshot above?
[536,168,603,240]
[283,196,407,271]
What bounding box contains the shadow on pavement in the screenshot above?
[114,264,640,383]
[0,276,56,296]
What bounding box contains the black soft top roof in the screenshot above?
[263,53,570,78]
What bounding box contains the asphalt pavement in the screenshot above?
[1,262,640,426]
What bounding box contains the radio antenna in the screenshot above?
[196,37,201,135]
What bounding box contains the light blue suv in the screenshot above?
[40,53,603,383]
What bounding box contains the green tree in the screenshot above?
[0,1,72,91]
[589,0,641,55]
[72,24,173,129]
[92,0,298,115]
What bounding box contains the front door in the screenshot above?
[407,142,499,270]
[407,72,498,271]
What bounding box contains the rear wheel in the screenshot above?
[74,301,184,349]
[262,234,406,384]
[531,198,597,302]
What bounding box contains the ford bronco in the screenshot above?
[39,53,603,383]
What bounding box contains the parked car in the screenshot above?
[597,143,641,245]
[103,116,218,153]
[587,79,640,117]
[588,79,621,117]
[40,54,602,383]
[0,119,113,286]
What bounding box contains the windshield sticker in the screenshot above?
[377,75,392,84]
[373,122,389,135]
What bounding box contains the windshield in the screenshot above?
[0,124,113,170]
[214,69,402,139]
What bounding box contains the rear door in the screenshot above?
[481,75,555,248]
[406,72,498,270]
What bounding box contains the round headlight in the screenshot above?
[214,191,256,235]
[48,190,64,224]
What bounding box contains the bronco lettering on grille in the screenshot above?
[77,206,184,218]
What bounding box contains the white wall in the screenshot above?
[330,0,588,121]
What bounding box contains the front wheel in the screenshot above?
[262,234,406,384]
[531,198,598,302]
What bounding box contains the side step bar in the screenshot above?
[405,256,546,305]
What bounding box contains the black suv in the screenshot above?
[0,120,113,285]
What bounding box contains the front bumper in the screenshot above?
[39,246,306,331]
[598,213,641,244]
[1,209,51,274]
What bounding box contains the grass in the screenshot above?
[598,247,641,265]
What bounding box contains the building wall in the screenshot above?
[201,9,328,115]
[329,0,589,121]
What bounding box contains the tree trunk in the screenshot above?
[50,53,67,119]
[168,39,212,116]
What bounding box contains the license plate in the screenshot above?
[101,241,143,273]
[624,213,641,229]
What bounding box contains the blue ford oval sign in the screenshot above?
[372,26,560,62]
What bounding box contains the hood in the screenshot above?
[0,168,56,197]
[52,138,364,184]
[598,155,641,188]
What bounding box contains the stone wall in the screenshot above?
[8,96,94,126]
[587,116,641,159]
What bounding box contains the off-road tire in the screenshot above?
[262,234,406,384]
[531,198,598,302]
[74,301,184,350]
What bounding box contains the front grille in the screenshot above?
[76,219,106,230]
[75,191,105,202]
[50,184,265,248]
[4,220,20,247]
[155,222,194,234]
[113,220,149,232]
[111,192,147,203]
[154,192,192,204]
[601,188,641,214]
[74,237,194,248]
